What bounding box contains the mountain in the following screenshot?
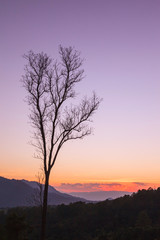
[0,177,87,208]
[70,190,132,201]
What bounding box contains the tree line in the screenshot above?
[1,187,160,240]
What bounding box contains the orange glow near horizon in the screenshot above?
[1,172,160,193]
[53,181,160,193]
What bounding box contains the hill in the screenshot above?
[0,176,86,208]
[1,187,160,240]
[70,190,132,201]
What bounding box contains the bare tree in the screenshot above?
[35,172,44,213]
[26,172,44,212]
[30,172,44,212]
[22,46,101,240]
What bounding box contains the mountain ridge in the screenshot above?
[0,176,87,208]
[70,190,133,201]
[0,176,133,207]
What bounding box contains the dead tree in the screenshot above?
[22,46,101,240]
[30,172,44,213]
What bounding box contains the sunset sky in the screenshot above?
[1,0,160,193]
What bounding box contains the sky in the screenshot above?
[1,0,160,193]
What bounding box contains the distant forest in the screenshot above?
[1,188,160,240]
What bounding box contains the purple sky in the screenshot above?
[1,0,160,191]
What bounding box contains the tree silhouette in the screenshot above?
[6,212,28,240]
[136,210,152,228]
[22,46,101,240]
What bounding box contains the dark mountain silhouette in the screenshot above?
[0,176,33,208]
[0,177,87,208]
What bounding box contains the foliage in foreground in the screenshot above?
[1,187,160,240]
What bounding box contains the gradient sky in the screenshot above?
[1,0,160,193]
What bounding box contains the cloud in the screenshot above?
[55,181,160,193]
[133,182,148,186]
[60,183,80,188]
[57,182,122,192]
[103,183,122,187]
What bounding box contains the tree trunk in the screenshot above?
[40,173,49,240]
